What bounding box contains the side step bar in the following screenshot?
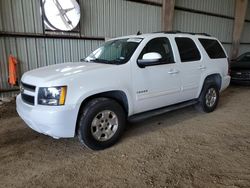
[128,100,198,122]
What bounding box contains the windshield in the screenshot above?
[85,38,142,64]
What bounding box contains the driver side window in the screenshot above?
[138,37,174,64]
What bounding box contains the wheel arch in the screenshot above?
[75,90,129,134]
[198,73,222,98]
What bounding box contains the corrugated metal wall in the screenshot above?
[173,10,234,43]
[245,1,250,20]
[0,0,162,98]
[0,0,43,33]
[80,0,161,37]
[146,0,162,4]
[175,0,235,17]
[239,2,250,55]
[174,0,235,54]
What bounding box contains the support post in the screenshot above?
[230,0,248,59]
[162,0,175,31]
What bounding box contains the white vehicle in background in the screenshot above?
[16,31,230,150]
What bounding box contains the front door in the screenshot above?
[132,37,182,114]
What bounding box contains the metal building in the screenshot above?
[0,0,249,98]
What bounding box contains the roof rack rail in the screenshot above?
[153,30,211,36]
[195,33,211,36]
[152,30,181,34]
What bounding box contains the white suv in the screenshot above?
[16,31,231,150]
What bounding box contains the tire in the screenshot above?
[197,83,219,113]
[77,98,126,150]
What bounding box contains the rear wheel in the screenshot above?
[77,98,126,150]
[198,83,219,113]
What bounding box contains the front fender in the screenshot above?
[75,87,134,116]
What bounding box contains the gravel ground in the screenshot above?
[0,85,250,188]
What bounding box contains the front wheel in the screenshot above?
[77,98,126,150]
[198,84,219,113]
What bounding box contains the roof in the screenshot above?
[111,31,216,41]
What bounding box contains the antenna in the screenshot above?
[137,31,142,35]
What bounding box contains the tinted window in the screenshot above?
[199,38,226,59]
[175,37,201,62]
[139,37,174,64]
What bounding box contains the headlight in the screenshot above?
[38,86,67,106]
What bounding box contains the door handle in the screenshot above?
[198,65,206,70]
[168,69,179,74]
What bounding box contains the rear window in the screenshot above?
[199,38,226,59]
[175,37,201,62]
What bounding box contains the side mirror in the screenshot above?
[142,52,162,60]
[137,52,162,68]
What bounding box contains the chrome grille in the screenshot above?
[21,82,36,92]
[21,93,35,105]
[20,82,36,105]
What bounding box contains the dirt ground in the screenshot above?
[0,85,250,188]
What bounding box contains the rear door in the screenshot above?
[174,37,205,101]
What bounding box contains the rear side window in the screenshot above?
[199,38,226,59]
[175,37,201,62]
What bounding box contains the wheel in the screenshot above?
[77,98,126,150]
[197,83,219,113]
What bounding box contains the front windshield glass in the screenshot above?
[85,38,143,64]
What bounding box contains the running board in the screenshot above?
[128,100,198,122]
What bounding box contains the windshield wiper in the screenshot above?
[81,57,124,64]
[80,58,99,63]
[85,58,121,65]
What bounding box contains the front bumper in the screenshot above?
[16,94,78,138]
[230,70,250,85]
[231,78,250,85]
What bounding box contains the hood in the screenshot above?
[22,62,113,85]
